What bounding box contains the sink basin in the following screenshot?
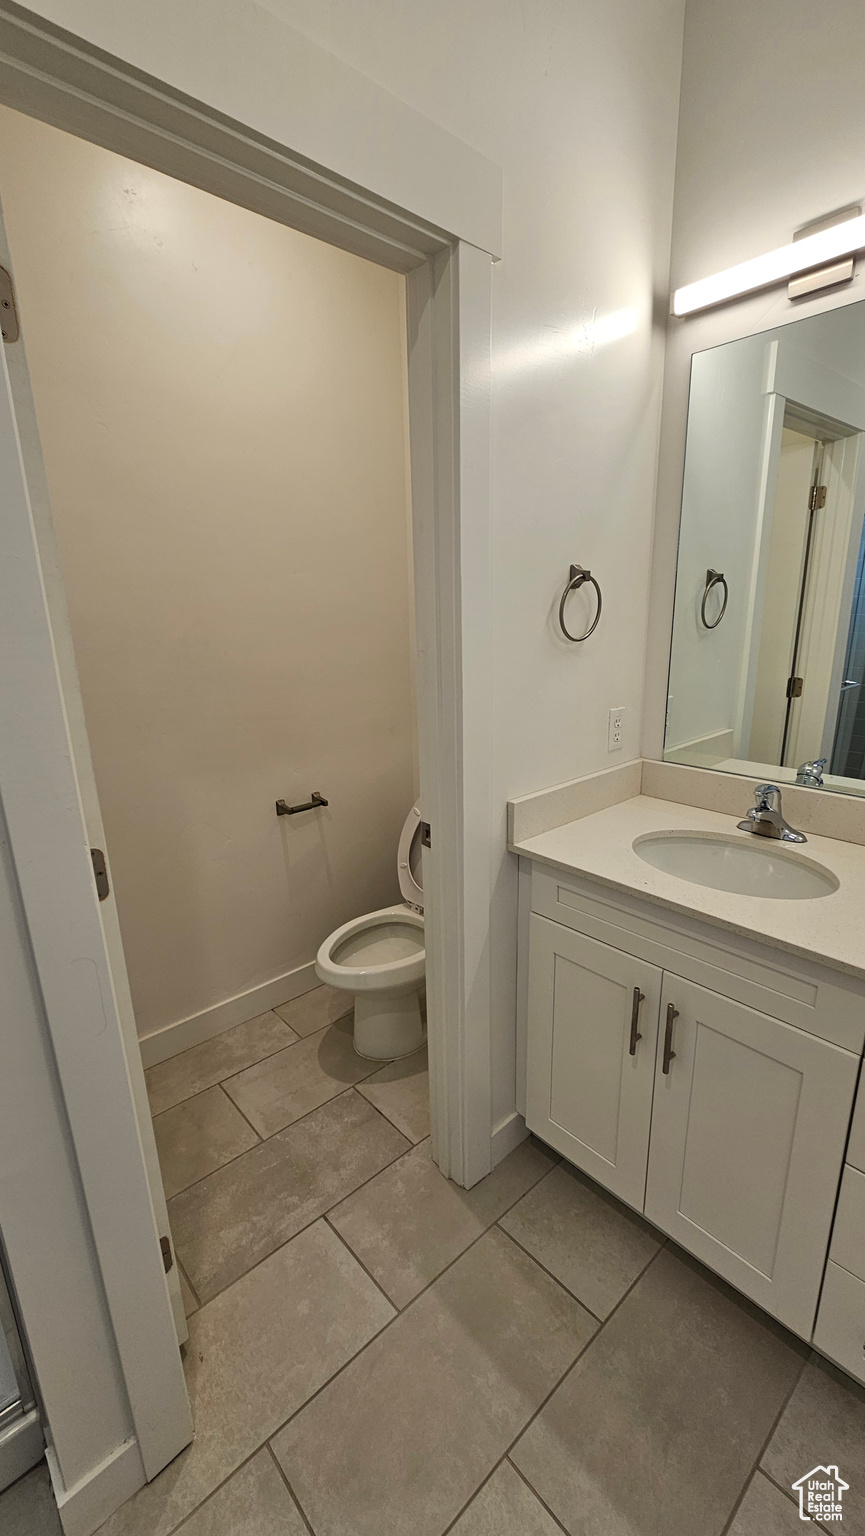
[632,832,839,900]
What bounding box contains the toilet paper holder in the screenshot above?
[276,791,329,816]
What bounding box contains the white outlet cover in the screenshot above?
[608,706,625,752]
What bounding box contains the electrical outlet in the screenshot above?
[608,706,625,752]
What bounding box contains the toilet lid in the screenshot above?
[397,802,424,912]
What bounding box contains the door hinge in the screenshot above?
[809,483,827,511]
[787,675,804,699]
[90,848,110,900]
[0,265,18,343]
[160,1235,173,1273]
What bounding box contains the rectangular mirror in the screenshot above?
[665,300,865,797]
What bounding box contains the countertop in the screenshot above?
[510,794,865,982]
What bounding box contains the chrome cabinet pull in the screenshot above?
[629,987,644,1055]
[662,1003,678,1074]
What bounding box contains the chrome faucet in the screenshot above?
[796,758,826,788]
[737,784,806,843]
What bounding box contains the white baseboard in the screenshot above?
[138,960,319,1068]
[48,1437,145,1536]
[490,1110,529,1167]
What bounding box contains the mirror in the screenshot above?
[665,300,865,797]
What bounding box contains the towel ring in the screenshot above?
[558,564,602,643]
[700,568,728,630]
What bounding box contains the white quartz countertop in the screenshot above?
[510,794,865,981]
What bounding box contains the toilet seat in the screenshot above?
[397,802,424,911]
[318,905,424,993]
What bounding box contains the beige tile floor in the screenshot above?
[3,981,864,1536]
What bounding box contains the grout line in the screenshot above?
[178,1093,417,1306]
[456,1244,671,1534]
[173,1109,624,1336]
[265,1443,317,1536]
[163,1079,405,1211]
[491,1224,603,1323]
[219,1018,381,1097]
[493,1221,605,1323]
[717,1347,808,1536]
[145,1018,300,1115]
[351,1074,428,1146]
[249,1150,605,1460]
[438,1303,606,1536]
[157,1444,270,1536]
[218,1081,263,1142]
[176,1258,200,1315]
[506,1458,573,1535]
[760,1464,832,1532]
[324,1215,399,1313]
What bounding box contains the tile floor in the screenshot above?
[4,981,865,1535]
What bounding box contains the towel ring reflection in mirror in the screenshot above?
[700,568,728,630]
[558,564,602,642]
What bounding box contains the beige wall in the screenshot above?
[0,104,415,1040]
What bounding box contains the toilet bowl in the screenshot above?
[315,803,425,1060]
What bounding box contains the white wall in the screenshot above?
[647,0,865,764]
[0,105,415,1040]
[15,0,686,1126]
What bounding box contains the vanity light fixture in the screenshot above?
[672,207,865,316]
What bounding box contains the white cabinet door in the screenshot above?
[645,975,858,1337]
[525,915,662,1208]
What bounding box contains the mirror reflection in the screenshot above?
[665,301,865,797]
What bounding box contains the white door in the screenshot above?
[645,974,858,1337]
[525,916,662,1209]
[0,223,187,1342]
[0,231,192,1475]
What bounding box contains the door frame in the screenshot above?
[0,2,496,1523]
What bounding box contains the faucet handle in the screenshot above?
[796,758,827,787]
[754,784,781,810]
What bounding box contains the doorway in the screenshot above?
[0,9,494,1516]
[0,98,427,1323]
[745,405,863,772]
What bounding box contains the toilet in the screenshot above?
[315,803,425,1060]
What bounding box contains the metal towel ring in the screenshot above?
[558,564,602,643]
[700,568,728,630]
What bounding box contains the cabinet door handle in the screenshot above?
[662,1004,679,1074]
[629,988,645,1055]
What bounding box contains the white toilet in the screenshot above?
[315,803,425,1060]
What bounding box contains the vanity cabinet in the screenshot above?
[524,866,861,1339]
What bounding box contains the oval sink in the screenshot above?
[632,832,839,900]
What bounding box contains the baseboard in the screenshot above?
[490,1110,529,1167]
[48,1437,145,1536]
[138,960,319,1068]
[661,729,734,767]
